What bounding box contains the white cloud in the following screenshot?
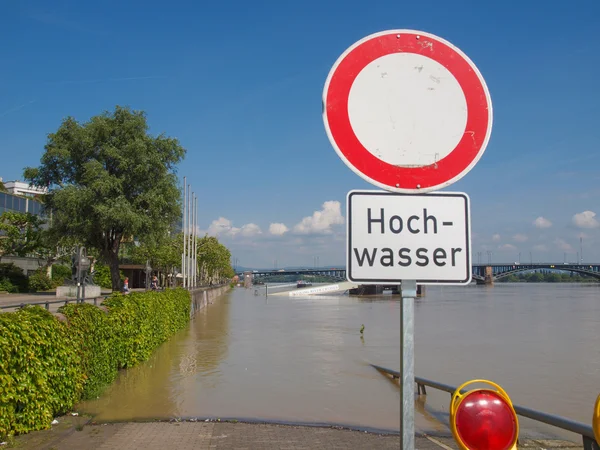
[512,234,528,242]
[533,244,548,252]
[492,234,501,242]
[293,200,344,234]
[572,211,600,229]
[207,217,240,236]
[206,217,261,237]
[554,238,573,252]
[533,217,552,229]
[498,243,517,251]
[240,223,262,237]
[269,223,289,236]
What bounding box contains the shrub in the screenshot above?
[91,263,123,289]
[0,288,192,438]
[27,270,54,292]
[0,307,84,437]
[103,289,190,368]
[0,263,28,293]
[0,278,17,293]
[57,304,117,399]
[51,264,72,286]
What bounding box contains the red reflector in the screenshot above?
[455,390,517,450]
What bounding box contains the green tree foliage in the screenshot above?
[50,264,72,285]
[131,233,235,286]
[197,235,235,284]
[0,212,44,258]
[130,232,182,286]
[0,181,6,192]
[23,106,186,291]
[35,226,78,270]
[0,211,76,273]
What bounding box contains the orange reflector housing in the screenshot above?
[450,380,519,450]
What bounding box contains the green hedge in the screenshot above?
[0,288,191,438]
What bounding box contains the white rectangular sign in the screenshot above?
[347,190,472,285]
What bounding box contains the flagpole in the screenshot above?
[182,177,187,288]
[188,186,192,287]
[191,194,195,288]
[194,195,198,287]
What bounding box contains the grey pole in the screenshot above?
[190,192,194,289]
[189,189,193,287]
[193,195,198,288]
[187,185,191,287]
[182,177,187,288]
[400,279,416,449]
[190,190,194,287]
[76,246,81,302]
[191,194,195,288]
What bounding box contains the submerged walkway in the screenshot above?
[10,419,584,450]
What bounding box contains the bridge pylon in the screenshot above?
[243,271,253,289]
[475,266,494,286]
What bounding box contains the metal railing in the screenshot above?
[371,364,599,450]
[1,284,231,312]
[0,296,108,311]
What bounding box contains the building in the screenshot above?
[0,181,45,217]
[2,179,47,197]
[0,179,47,276]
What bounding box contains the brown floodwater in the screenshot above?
[77,286,401,432]
[414,282,600,441]
[77,282,600,440]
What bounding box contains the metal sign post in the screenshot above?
[323,29,492,448]
[75,246,82,302]
[400,279,416,449]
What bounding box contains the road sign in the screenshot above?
[323,30,493,193]
[346,190,471,284]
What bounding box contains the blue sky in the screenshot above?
[1,0,599,268]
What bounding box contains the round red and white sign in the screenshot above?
[323,29,493,193]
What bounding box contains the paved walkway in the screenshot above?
[8,419,584,450]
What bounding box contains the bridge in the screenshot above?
[472,262,600,284]
[238,263,600,286]
[239,268,347,285]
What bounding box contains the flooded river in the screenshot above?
[77,283,600,439]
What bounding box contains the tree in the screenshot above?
[24,106,186,291]
[0,211,76,280]
[131,232,182,287]
[35,225,78,270]
[0,211,44,257]
[0,180,6,192]
[196,235,234,284]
